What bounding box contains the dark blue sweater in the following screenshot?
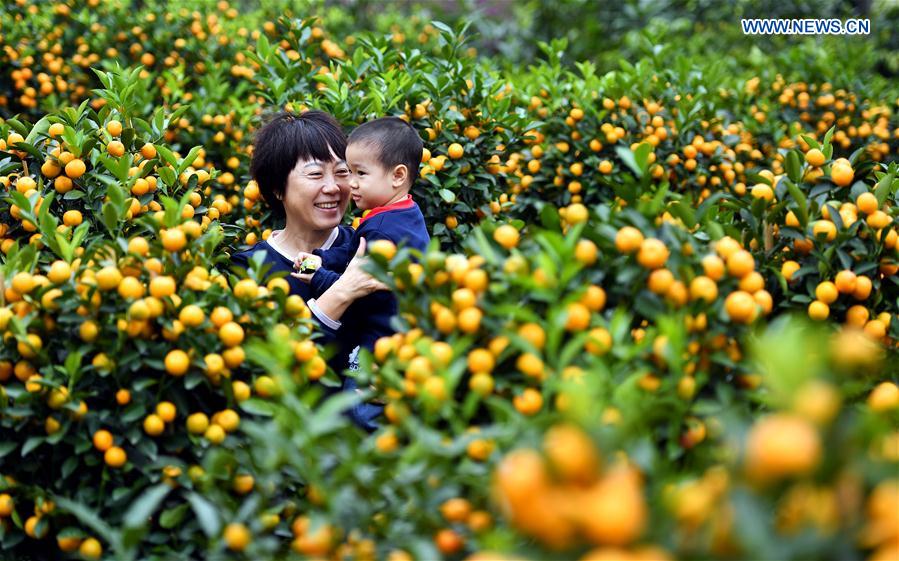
[310,201,430,356]
[230,226,355,371]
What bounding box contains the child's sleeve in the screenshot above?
[313,243,353,273]
[309,267,341,298]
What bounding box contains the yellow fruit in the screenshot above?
[574,239,598,265]
[107,119,123,136]
[187,412,210,434]
[724,290,757,324]
[104,446,127,468]
[161,228,186,252]
[585,327,612,356]
[368,239,397,260]
[223,523,251,551]
[565,203,588,224]
[867,382,899,412]
[856,192,879,215]
[447,143,464,159]
[205,424,226,444]
[808,300,830,321]
[92,429,114,452]
[179,304,205,327]
[745,414,821,480]
[64,158,86,179]
[149,276,176,298]
[164,349,190,376]
[636,238,669,269]
[493,225,520,249]
[219,322,245,347]
[815,281,838,304]
[143,414,165,436]
[830,161,854,186]
[804,148,825,167]
[79,537,102,559]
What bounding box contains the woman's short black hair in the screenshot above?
[347,117,423,189]
[250,110,347,217]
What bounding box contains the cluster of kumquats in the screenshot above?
[1,2,899,560]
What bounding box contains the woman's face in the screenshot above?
[282,147,351,232]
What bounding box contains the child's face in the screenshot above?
[346,142,405,210]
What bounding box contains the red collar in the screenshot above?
[359,194,414,224]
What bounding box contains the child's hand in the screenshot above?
[291,252,321,283]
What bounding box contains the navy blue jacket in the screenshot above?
[310,199,430,356]
[230,226,355,371]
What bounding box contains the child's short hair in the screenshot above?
[348,117,423,189]
[250,110,347,218]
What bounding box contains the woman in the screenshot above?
[231,110,386,428]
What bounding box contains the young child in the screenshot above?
[293,116,430,428]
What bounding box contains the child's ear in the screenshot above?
[391,164,408,189]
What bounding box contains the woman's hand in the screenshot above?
[291,252,321,284]
[335,238,390,297]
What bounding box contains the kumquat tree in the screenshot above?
[1,1,899,560]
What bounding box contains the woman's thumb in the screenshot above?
[356,237,367,256]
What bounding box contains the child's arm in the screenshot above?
[313,243,353,274]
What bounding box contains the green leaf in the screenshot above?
[616,145,643,178]
[438,189,455,203]
[160,503,189,529]
[785,150,802,183]
[187,492,220,538]
[124,484,170,528]
[785,180,809,228]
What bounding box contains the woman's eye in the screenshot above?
[335,169,350,177]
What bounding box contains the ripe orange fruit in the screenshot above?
[161,228,186,252]
[187,412,210,434]
[78,537,102,559]
[156,401,177,423]
[856,192,879,215]
[149,276,176,298]
[164,349,190,376]
[815,281,839,304]
[64,158,86,179]
[580,467,647,546]
[467,348,495,374]
[830,160,854,186]
[233,279,259,300]
[724,290,757,324]
[808,300,830,320]
[513,388,543,415]
[581,285,607,311]
[868,382,899,412]
[636,238,669,269]
[566,203,589,224]
[853,276,873,300]
[812,220,837,241]
[368,239,397,260]
[518,323,546,350]
[457,307,482,333]
[106,119,123,136]
[647,268,674,294]
[92,429,114,452]
[689,275,718,303]
[615,226,644,254]
[726,249,754,278]
[564,302,591,331]
[447,143,464,159]
[805,148,825,167]
[745,414,821,480]
[493,225,520,249]
[781,260,801,282]
[141,143,157,159]
[434,529,464,554]
[143,414,165,436]
[95,267,123,291]
[47,260,71,284]
[223,523,251,551]
[543,423,600,485]
[179,304,205,327]
[115,389,131,406]
[104,446,127,468]
[574,239,598,265]
[585,327,612,356]
[835,270,857,294]
[25,515,48,539]
[107,140,125,157]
